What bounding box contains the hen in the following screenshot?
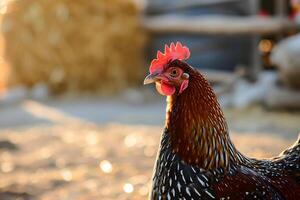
[144,42,300,200]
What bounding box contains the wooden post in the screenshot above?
[248,0,261,81]
[275,0,287,18]
[275,0,287,40]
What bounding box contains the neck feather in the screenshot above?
[165,69,247,170]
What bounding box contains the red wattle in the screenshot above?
[160,82,175,96]
[155,81,176,96]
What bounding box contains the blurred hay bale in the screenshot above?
[0,15,10,94]
[2,0,145,94]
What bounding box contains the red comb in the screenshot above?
[150,42,190,73]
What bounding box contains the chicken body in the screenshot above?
[148,60,300,200]
[151,130,300,200]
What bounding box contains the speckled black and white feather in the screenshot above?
[150,129,300,200]
[151,130,216,200]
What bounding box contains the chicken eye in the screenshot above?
[170,69,179,77]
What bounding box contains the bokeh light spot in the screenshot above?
[60,169,73,182]
[123,183,134,193]
[124,134,138,148]
[99,160,113,174]
[1,162,14,173]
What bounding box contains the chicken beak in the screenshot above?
[143,72,159,85]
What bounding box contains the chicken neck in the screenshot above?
[165,69,249,170]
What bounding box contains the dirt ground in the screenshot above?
[0,97,299,200]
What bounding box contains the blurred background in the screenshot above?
[0,0,300,199]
